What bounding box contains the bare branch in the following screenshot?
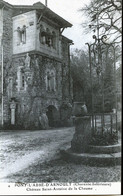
[80,0,122,45]
[110,0,122,10]
[111,17,122,33]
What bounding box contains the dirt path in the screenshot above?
[0,127,120,183]
[0,128,74,182]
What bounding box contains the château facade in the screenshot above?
[0,0,73,129]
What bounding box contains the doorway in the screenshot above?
[46,105,59,127]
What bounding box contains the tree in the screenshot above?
[91,46,118,112]
[71,49,92,110]
[71,46,120,113]
[104,54,115,111]
[81,0,122,45]
[80,0,122,112]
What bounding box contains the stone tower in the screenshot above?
[0,0,73,129]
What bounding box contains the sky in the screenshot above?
[5,0,91,50]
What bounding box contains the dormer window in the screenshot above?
[17,25,26,45]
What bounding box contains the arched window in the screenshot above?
[46,70,56,91]
[17,27,21,44]
[46,71,51,91]
[17,25,26,45]
[8,77,13,99]
[50,71,56,91]
[21,25,26,43]
[46,28,52,47]
[39,25,46,44]
[22,75,25,88]
[52,31,56,49]
[17,67,26,91]
[39,26,57,49]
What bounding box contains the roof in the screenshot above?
[62,35,73,44]
[0,0,72,28]
[0,0,13,8]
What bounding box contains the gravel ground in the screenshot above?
[0,127,121,183]
[9,157,121,183]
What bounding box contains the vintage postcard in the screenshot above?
[0,0,122,195]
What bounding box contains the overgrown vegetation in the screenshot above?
[71,48,120,112]
[71,0,122,113]
[90,130,118,146]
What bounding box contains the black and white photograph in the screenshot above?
[0,0,122,195]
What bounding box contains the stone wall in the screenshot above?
[3,52,63,129]
[1,4,73,129]
[3,7,13,61]
[0,9,3,65]
[0,8,3,125]
[2,7,13,125]
[13,10,36,54]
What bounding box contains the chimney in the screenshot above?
[45,0,47,6]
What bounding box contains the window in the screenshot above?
[50,71,56,91]
[17,67,26,91]
[40,31,46,44]
[22,104,26,113]
[46,70,56,91]
[17,25,26,45]
[52,31,56,49]
[46,28,52,47]
[29,21,34,26]
[46,36,52,47]
[39,26,57,48]
[8,77,13,99]
[46,71,50,91]
[22,75,25,88]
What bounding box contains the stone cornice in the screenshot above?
[12,51,63,63]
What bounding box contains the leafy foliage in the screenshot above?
[90,130,118,145]
[71,48,118,112]
[71,49,92,110]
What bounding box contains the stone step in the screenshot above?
[88,143,121,154]
[61,149,121,166]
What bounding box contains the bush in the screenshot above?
[90,129,118,146]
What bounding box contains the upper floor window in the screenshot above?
[39,25,46,44]
[52,31,56,49]
[17,25,26,45]
[46,28,52,47]
[39,26,56,49]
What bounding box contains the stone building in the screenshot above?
[0,0,73,129]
